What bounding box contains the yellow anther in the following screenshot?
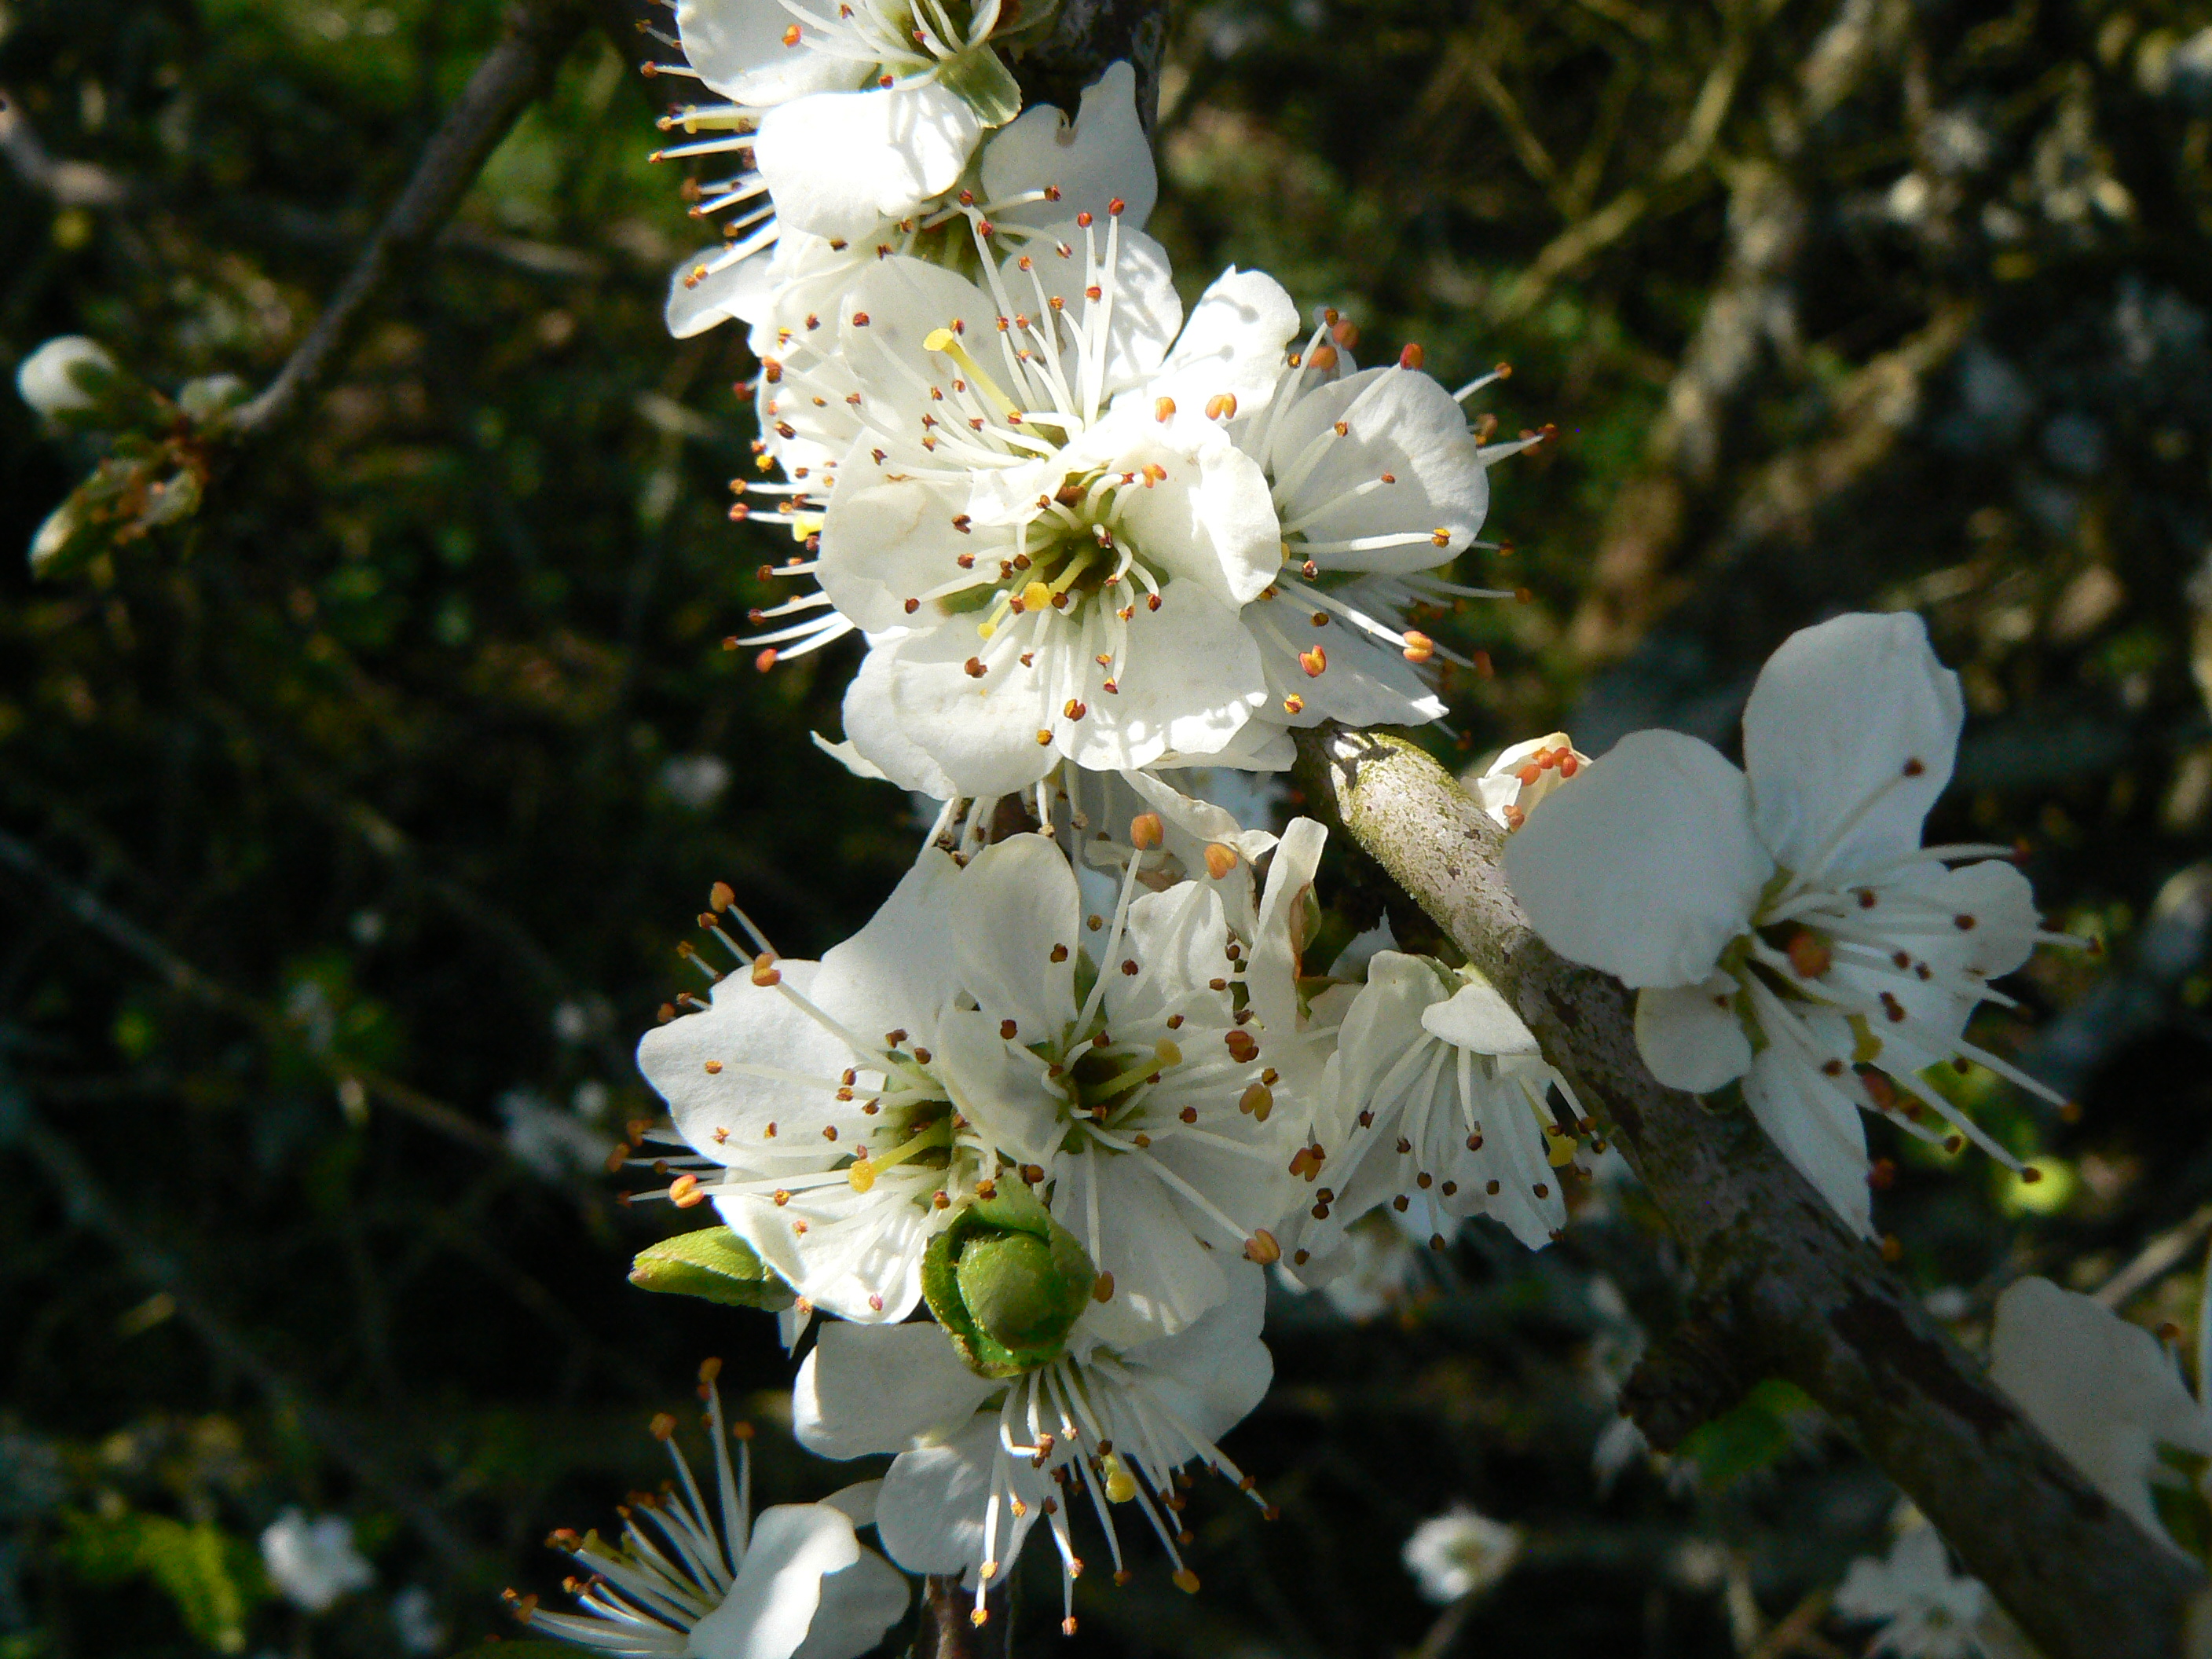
[1101,1452,1138,1503]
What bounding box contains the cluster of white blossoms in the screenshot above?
[510,9,2096,1651]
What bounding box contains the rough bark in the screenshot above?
[1296,723,2208,1659]
[1009,0,1168,134]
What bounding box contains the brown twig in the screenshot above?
[226,0,590,444]
[1295,724,2208,1659]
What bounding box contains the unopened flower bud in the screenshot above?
[921,1188,1097,1378]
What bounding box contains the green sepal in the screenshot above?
[629,1225,795,1310]
[936,44,1023,129]
[922,1187,1094,1378]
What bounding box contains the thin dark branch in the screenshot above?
[0,826,504,1157]
[1295,724,2207,1659]
[227,0,590,443]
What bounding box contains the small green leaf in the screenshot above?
[630,1225,795,1309]
[58,1511,262,1654]
[1675,1379,1815,1493]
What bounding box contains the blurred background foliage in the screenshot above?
[2,0,2210,1652]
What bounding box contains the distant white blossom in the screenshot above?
[1401,1503,1522,1603]
[260,1510,374,1613]
[390,1585,445,1656]
[1833,1527,1994,1659]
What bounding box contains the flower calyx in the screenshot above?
[922,1185,1096,1377]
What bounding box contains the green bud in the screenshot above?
[629,1226,794,1310]
[922,1187,1094,1378]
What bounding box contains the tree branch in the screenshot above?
[226,0,589,444]
[1010,0,1170,135]
[1295,723,2207,1659]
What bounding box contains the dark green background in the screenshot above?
[4,0,2211,1652]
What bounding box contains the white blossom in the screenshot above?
[1833,1527,1994,1659]
[634,821,1330,1342]
[1287,954,1575,1280]
[1988,1276,2212,1551]
[1503,613,2064,1236]
[794,1267,1273,1631]
[1473,731,1586,830]
[1401,1503,1523,1603]
[670,64,1155,353]
[390,1586,446,1656]
[16,335,117,419]
[259,1510,375,1613]
[739,215,1523,796]
[654,0,1037,251]
[519,1365,909,1658]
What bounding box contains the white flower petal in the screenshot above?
[1101,1262,1272,1439]
[1632,976,1752,1092]
[692,1503,859,1659]
[1741,611,1964,878]
[1503,728,1771,988]
[819,473,978,633]
[1012,228,1181,397]
[950,833,1080,1037]
[877,1419,1044,1577]
[1420,969,1540,1057]
[1064,581,1270,771]
[796,1321,998,1459]
[935,1005,1064,1166]
[1247,588,1445,729]
[810,846,968,1041]
[1064,415,1277,605]
[637,961,846,1159]
[1068,1155,1229,1344]
[1990,1276,2212,1548]
[1136,267,1301,419]
[836,641,959,798]
[790,1549,911,1659]
[1121,767,1279,861]
[666,243,778,339]
[982,62,1159,231]
[881,629,1060,799]
[1742,1039,1873,1238]
[1247,816,1328,1038]
[677,0,859,103]
[1104,881,1236,1031]
[1267,365,1488,572]
[756,83,986,243]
